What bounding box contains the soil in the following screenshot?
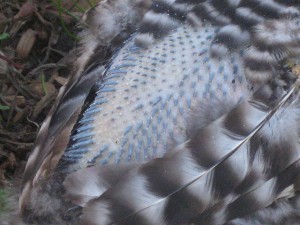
[0,0,98,204]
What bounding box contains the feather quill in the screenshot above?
[193,159,300,224]
[62,79,300,225]
[227,192,300,225]
[19,65,104,211]
[20,0,153,211]
[19,0,300,224]
[63,163,140,207]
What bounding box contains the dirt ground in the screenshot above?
[0,0,100,215]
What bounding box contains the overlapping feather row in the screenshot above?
[64,80,300,225]
[19,0,300,224]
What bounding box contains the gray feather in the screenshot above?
[75,81,300,225]
[19,0,300,224]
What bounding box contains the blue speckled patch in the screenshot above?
[60,25,251,173]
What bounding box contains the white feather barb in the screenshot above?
[64,79,300,225]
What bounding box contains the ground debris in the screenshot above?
[0,0,100,186]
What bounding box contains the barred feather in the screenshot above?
[244,18,300,83]
[136,0,300,48]
[20,0,153,212]
[19,0,300,224]
[65,81,300,225]
[63,163,140,207]
[227,192,300,225]
[136,0,300,83]
[20,66,104,212]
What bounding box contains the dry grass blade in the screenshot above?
[0,0,91,189]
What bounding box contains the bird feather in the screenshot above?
[63,80,300,225]
[19,0,300,224]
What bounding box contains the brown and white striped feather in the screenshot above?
[227,192,300,225]
[136,0,300,83]
[20,0,153,211]
[20,0,300,224]
[63,81,300,225]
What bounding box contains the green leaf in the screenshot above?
[86,0,98,7]
[0,189,8,212]
[0,33,9,41]
[0,104,9,110]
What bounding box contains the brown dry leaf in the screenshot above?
[0,51,8,74]
[0,12,7,33]
[29,80,58,119]
[16,28,37,59]
[12,109,27,124]
[36,30,48,40]
[0,0,89,192]
[292,65,300,77]
[28,81,57,96]
[31,93,56,119]
[14,1,36,19]
[53,75,68,85]
[4,96,26,107]
[0,152,16,186]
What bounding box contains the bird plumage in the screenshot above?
[18,0,300,224]
[67,82,300,225]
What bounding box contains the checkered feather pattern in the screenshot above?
[135,0,300,83]
[65,83,300,225]
[19,0,300,224]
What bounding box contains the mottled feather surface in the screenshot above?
[19,0,300,224]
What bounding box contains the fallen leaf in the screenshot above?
[14,1,36,19]
[16,29,37,59]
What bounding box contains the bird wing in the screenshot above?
[20,0,153,211]
[64,80,300,225]
[20,1,300,224]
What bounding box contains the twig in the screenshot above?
[0,54,23,70]
[0,137,33,150]
[27,63,66,78]
[34,11,52,26]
